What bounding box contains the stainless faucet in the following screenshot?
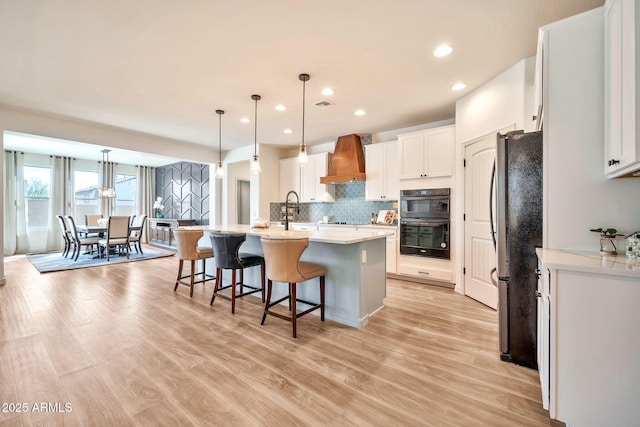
[284,190,300,231]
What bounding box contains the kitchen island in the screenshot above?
[185,224,390,328]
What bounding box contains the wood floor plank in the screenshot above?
[0,415,23,427]
[131,399,194,426]
[96,350,166,417]
[59,366,135,426]
[1,250,558,426]
[0,341,19,424]
[8,334,79,426]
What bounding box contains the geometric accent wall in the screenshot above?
[156,162,209,225]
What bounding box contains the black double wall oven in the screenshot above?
[400,188,450,259]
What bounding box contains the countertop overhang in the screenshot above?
[183,224,391,245]
[536,248,640,278]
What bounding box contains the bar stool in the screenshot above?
[209,232,265,313]
[173,228,215,297]
[260,237,325,338]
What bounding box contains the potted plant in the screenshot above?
[590,227,623,255]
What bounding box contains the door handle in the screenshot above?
[490,267,498,287]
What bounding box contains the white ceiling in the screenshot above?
[0,0,603,162]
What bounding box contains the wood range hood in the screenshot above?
[320,134,366,183]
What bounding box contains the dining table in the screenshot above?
[76,225,141,235]
[76,224,142,258]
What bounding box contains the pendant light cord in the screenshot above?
[254,98,258,156]
[217,110,223,163]
[302,77,306,150]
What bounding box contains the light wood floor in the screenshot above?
[1,247,559,426]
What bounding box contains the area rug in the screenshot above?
[26,248,175,273]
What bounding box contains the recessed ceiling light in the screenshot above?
[240,117,250,123]
[434,44,453,57]
[275,104,286,111]
[321,88,334,96]
[284,129,292,134]
[451,82,467,91]
[355,109,366,116]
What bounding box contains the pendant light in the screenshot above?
[100,149,116,198]
[297,73,310,166]
[250,94,262,174]
[215,109,225,179]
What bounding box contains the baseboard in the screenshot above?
[386,272,455,289]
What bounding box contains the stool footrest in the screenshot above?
[178,274,216,285]
[214,283,262,299]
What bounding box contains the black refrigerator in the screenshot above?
[491,130,542,369]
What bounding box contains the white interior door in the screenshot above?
[464,133,497,309]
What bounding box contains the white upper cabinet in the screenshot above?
[279,157,300,201]
[300,152,335,203]
[365,141,399,201]
[604,0,640,177]
[398,125,454,179]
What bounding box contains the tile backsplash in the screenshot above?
[270,181,394,224]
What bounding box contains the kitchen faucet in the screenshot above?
[284,190,300,231]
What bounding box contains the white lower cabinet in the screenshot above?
[289,223,318,231]
[397,256,452,283]
[537,249,640,426]
[536,261,550,410]
[358,225,397,274]
[318,224,357,232]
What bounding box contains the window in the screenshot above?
[24,166,51,229]
[114,173,137,216]
[74,170,99,219]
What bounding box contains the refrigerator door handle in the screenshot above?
[496,133,508,279]
[489,160,496,250]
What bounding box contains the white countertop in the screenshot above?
[536,248,640,279]
[183,224,391,245]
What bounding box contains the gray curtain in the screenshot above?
[136,165,155,243]
[47,156,74,251]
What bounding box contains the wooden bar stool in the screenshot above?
[173,228,215,297]
[260,237,325,338]
[209,232,265,313]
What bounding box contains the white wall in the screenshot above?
[455,57,536,145]
[220,143,281,224]
[252,144,280,221]
[223,161,249,225]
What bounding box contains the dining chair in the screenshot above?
[260,237,325,338]
[83,214,104,237]
[65,215,101,261]
[56,215,73,257]
[98,216,131,261]
[129,214,147,254]
[85,214,103,226]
